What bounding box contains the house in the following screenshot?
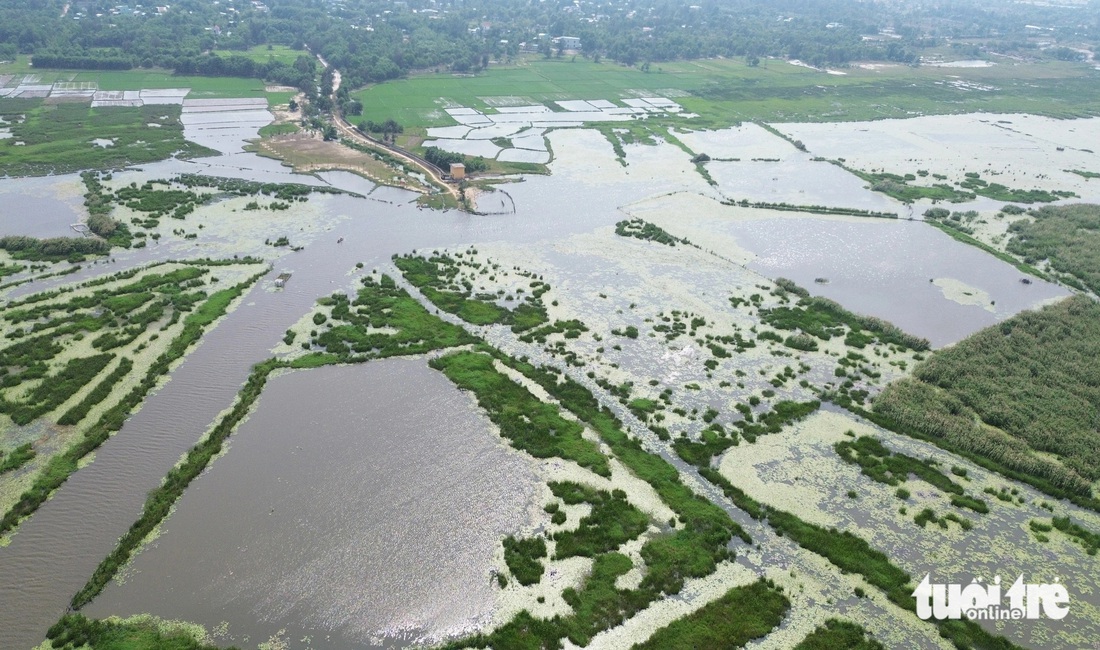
[556,36,581,51]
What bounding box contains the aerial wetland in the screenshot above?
[1,40,1100,650]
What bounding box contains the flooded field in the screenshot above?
[0,174,87,238]
[624,193,1069,347]
[0,105,1096,649]
[86,361,540,649]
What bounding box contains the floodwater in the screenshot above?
[724,215,1070,347]
[86,361,539,649]
[0,111,1088,649]
[0,174,88,238]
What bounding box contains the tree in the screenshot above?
[322,124,338,141]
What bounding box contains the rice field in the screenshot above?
[356,56,1100,130]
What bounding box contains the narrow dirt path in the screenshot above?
[315,54,462,203]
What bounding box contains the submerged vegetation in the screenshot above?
[0,262,264,538]
[838,163,1075,205]
[761,280,930,352]
[394,252,550,331]
[614,219,691,247]
[1007,203,1100,294]
[835,435,965,496]
[0,102,216,177]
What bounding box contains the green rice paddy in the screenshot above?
[355,55,1100,130]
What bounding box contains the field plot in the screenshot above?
[621,192,1069,347]
[357,57,1100,131]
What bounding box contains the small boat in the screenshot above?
[274,272,292,288]
[337,237,344,244]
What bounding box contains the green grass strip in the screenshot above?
[0,443,35,475]
[794,619,885,650]
[635,578,789,649]
[71,354,279,609]
[57,358,135,426]
[0,271,263,538]
[430,351,610,477]
[46,613,230,650]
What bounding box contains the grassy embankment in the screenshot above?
[0,262,264,538]
[872,295,1100,512]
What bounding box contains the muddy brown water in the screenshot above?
[85,360,538,649]
[0,126,1078,649]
